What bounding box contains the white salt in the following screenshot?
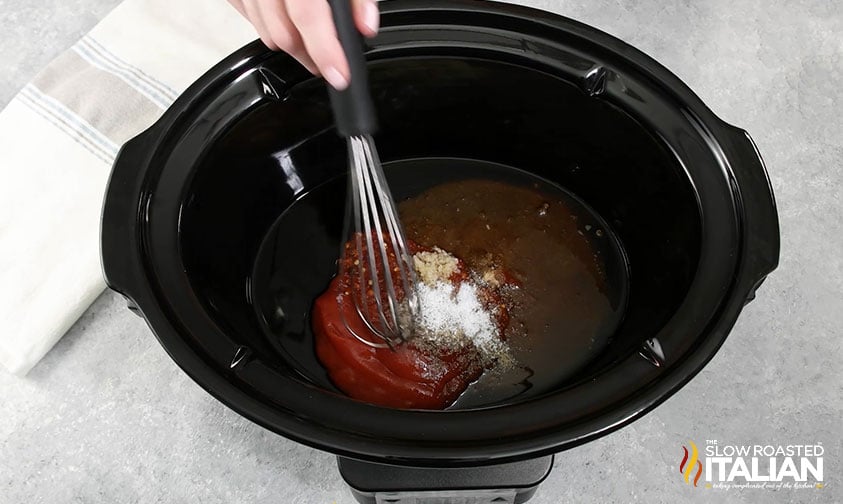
[414,280,506,360]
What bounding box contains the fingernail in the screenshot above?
[363,2,380,34]
[324,66,349,90]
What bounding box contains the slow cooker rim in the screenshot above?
[101,0,779,466]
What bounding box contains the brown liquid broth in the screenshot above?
[398,178,624,407]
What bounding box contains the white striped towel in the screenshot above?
[0,0,255,375]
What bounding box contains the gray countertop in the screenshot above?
[1,0,841,503]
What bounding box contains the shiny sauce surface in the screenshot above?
[397,173,627,407]
[255,158,628,409]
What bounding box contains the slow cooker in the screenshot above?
[101,0,780,501]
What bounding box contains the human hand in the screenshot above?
[227,0,380,90]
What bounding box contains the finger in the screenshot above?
[352,0,379,38]
[255,0,319,74]
[285,0,349,90]
[243,0,279,50]
[289,47,320,75]
[226,0,247,18]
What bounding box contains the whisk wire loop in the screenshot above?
[361,137,420,314]
[339,135,419,348]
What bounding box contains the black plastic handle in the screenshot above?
[327,0,378,136]
[720,124,781,300]
[100,128,157,301]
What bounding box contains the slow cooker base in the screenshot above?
[338,455,554,503]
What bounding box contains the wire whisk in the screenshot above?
[338,135,419,348]
[326,0,418,348]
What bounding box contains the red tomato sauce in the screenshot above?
[313,237,507,409]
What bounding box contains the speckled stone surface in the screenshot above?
[0,0,124,109]
[1,0,841,503]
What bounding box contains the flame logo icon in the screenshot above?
[679,440,703,487]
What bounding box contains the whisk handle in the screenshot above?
[327,0,378,136]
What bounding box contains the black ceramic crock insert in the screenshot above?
[100,2,780,497]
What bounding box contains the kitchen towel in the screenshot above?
[0,0,254,375]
